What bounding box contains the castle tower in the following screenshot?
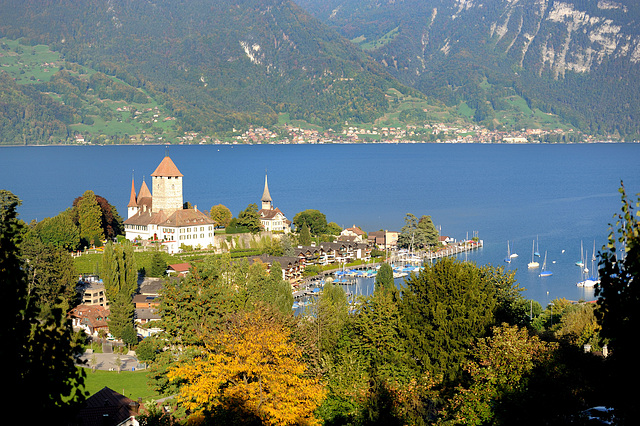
[151,156,183,214]
[261,173,273,211]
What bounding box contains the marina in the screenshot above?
[292,239,485,314]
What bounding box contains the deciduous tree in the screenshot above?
[237,203,261,233]
[209,204,232,228]
[293,209,327,236]
[441,324,555,425]
[595,182,640,421]
[75,190,104,247]
[168,308,326,425]
[34,209,80,251]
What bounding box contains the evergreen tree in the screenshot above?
[101,241,137,341]
[1,190,86,417]
[374,262,395,294]
[400,257,498,381]
[21,233,79,314]
[148,251,167,277]
[299,223,312,246]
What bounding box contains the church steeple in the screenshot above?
[261,173,272,210]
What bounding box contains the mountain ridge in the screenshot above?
[296,0,640,137]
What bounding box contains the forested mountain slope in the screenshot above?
[295,0,640,137]
[0,0,414,139]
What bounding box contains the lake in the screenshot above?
[1,142,639,306]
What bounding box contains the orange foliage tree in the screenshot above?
[168,308,326,425]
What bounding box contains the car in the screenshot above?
[577,406,616,425]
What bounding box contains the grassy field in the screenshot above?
[80,368,163,402]
[74,250,183,275]
[1,36,178,142]
[352,27,400,51]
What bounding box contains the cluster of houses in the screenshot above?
[68,224,405,340]
[69,155,416,340]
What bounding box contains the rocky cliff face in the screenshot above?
[297,0,640,135]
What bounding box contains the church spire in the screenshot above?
[261,173,272,210]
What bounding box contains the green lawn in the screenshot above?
[80,368,163,401]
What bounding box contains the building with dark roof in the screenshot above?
[74,387,140,426]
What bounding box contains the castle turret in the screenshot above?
[127,177,138,219]
[151,156,183,215]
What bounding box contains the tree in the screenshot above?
[35,209,80,251]
[0,190,86,417]
[102,241,137,340]
[75,190,104,247]
[237,203,261,233]
[595,182,640,421]
[400,257,498,381]
[397,213,439,249]
[167,308,326,425]
[326,222,342,235]
[299,223,312,246]
[441,324,556,425]
[293,209,327,236]
[21,234,79,314]
[374,263,395,294]
[209,204,232,228]
[73,192,123,243]
[148,251,167,277]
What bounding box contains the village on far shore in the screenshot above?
[71,121,603,146]
[70,154,481,341]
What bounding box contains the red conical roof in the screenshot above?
[138,180,152,199]
[127,177,137,207]
[151,156,183,177]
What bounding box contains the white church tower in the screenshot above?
[261,173,273,211]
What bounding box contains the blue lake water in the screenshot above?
[1,142,639,306]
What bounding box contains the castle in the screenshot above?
[123,155,215,253]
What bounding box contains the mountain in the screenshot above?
[0,0,416,142]
[295,0,640,137]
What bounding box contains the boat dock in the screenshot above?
[424,239,483,260]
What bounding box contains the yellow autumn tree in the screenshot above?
[168,308,326,425]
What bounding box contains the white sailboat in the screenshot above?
[539,251,552,277]
[509,241,518,258]
[578,242,600,287]
[504,241,511,263]
[528,240,539,268]
[576,241,585,268]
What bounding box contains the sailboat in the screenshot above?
[576,241,585,268]
[528,240,539,268]
[539,251,552,277]
[509,241,518,258]
[534,235,541,257]
[504,241,512,263]
[578,243,600,287]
